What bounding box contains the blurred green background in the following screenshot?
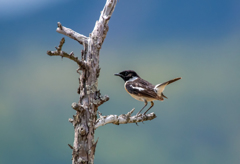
[1,0,240,163]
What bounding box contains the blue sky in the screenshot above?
[0,0,240,164]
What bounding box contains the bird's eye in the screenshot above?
[125,72,128,76]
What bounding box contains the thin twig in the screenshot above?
[47,38,88,69]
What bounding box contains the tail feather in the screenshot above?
[154,77,181,98]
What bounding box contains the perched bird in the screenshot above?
[114,70,181,115]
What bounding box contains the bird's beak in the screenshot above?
[114,73,122,77]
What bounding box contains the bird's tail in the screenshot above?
[154,77,181,99]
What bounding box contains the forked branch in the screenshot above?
[46,0,157,163]
[47,37,88,69]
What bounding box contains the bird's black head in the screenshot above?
[114,70,140,82]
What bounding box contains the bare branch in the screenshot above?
[95,109,157,129]
[93,95,109,106]
[56,22,89,45]
[68,144,74,150]
[90,0,117,48]
[47,38,88,69]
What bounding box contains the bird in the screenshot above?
[114,70,181,115]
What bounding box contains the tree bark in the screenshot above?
[47,0,157,163]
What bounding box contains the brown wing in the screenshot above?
[126,79,158,99]
[135,78,154,87]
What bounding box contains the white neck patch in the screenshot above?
[128,76,138,81]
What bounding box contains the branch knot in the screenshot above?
[71,102,84,112]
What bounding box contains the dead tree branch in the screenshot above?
[46,0,157,163]
[47,37,88,69]
[95,109,157,129]
[56,22,89,45]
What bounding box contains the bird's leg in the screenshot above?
[143,101,154,115]
[136,100,148,116]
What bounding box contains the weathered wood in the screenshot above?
[47,0,157,163]
[56,22,89,45]
[95,109,157,129]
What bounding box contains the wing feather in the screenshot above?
[126,80,157,99]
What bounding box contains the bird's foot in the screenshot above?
[135,114,146,125]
